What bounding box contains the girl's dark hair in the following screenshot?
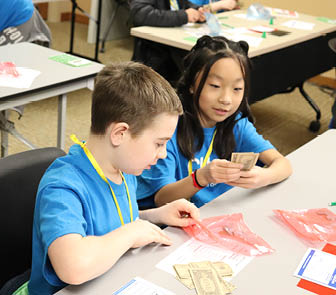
[176,35,254,160]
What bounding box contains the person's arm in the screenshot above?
[130,0,189,27]
[206,0,237,12]
[140,198,200,226]
[154,159,243,206]
[226,149,292,188]
[48,219,172,285]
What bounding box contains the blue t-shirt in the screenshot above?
[0,0,34,32]
[137,117,274,208]
[28,144,139,295]
[189,0,209,5]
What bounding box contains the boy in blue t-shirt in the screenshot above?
[26,62,200,295]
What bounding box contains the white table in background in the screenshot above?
[0,42,104,156]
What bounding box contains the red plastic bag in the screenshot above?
[0,61,19,77]
[274,208,336,243]
[183,213,274,256]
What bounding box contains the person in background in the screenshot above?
[136,35,292,209]
[25,62,200,295]
[0,0,51,122]
[130,0,206,84]
[0,0,51,47]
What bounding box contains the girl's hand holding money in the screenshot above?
[226,165,271,188]
[198,159,243,186]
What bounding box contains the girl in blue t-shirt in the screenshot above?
[137,35,292,208]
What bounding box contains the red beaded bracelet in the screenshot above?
[191,169,206,189]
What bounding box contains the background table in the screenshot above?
[0,42,104,156]
[57,129,336,294]
[131,10,336,131]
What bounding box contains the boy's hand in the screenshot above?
[156,199,200,227]
[127,219,172,248]
[185,8,203,23]
[198,159,243,186]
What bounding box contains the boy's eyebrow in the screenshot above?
[158,137,171,140]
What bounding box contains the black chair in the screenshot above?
[0,147,66,293]
[328,38,336,128]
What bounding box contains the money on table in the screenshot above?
[173,261,236,294]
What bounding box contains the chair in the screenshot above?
[0,147,66,292]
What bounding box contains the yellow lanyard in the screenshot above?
[188,129,217,175]
[170,0,179,10]
[71,134,133,226]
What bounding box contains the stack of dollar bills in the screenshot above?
[173,261,236,294]
[231,152,259,171]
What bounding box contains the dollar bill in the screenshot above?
[176,276,195,289]
[174,261,235,293]
[173,264,191,279]
[211,261,233,277]
[189,268,227,295]
[189,261,213,269]
[231,152,259,171]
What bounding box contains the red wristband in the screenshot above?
[191,169,206,189]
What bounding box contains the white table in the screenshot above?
[131,10,336,132]
[0,42,104,156]
[57,129,336,294]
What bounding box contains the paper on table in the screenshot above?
[156,238,253,277]
[281,20,315,30]
[228,33,263,47]
[234,13,249,20]
[182,21,263,47]
[250,25,275,33]
[112,277,175,295]
[297,243,336,295]
[0,67,40,88]
[294,248,336,291]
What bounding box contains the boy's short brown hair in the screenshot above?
[91,61,183,136]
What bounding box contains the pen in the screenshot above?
[328,202,336,206]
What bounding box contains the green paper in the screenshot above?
[183,36,198,43]
[49,54,92,67]
[221,23,235,29]
[316,17,336,24]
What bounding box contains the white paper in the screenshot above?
[294,248,336,290]
[156,238,253,277]
[0,67,40,88]
[281,20,315,30]
[113,277,175,295]
[265,7,299,18]
[250,25,275,33]
[228,33,263,47]
[234,13,249,20]
[183,25,262,48]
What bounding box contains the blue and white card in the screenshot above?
[113,277,175,295]
[294,248,336,290]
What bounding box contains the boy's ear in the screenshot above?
[109,122,129,146]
